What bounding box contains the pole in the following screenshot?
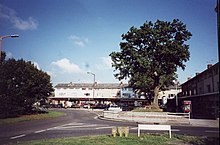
[175,81,178,112]
[0,34,19,61]
[87,72,95,108]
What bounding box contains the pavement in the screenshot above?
[189,118,219,128]
[92,110,219,128]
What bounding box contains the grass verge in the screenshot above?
[11,134,219,145]
[0,111,65,125]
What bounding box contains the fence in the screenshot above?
[102,111,190,124]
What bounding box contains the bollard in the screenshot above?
[124,126,129,137]
[117,127,123,137]
[112,127,117,137]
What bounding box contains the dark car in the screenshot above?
[93,103,108,109]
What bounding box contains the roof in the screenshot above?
[180,62,219,86]
[54,82,129,89]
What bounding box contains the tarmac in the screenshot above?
[91,109,219,128]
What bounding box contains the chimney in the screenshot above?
[187,77,191,81]
[195,72,200,76]
[207,64,213,69]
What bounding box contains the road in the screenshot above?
[0,108,218,145]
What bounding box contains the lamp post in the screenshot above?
[87,72,95,108]
[173,80,179,112]
[0,34,19,60]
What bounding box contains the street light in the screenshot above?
[173,80,179,112]
[0,34,19,60]
[87,72,96,108]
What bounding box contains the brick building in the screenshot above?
[179,62,219,119]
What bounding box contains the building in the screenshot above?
[50,82,135,107]
[179,62,219,119]
[158,85,181,106]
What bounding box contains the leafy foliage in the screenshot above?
[110,19,192,106]
[0,56,53,118]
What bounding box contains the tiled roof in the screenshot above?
[55,83,129,89]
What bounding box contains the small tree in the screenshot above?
[0,56,53,118]
[110,19,192,108]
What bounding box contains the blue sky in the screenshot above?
[0,0,218,86]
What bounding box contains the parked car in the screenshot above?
[93,103,108,109]
[108,104,122,111]
[71,104,80,108]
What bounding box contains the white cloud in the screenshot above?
[0,4,38,30]
[101,56,113,69]
[51,58,83,73]
[96,56,113,70]
[46,70,56,78]
[68,35,89,47]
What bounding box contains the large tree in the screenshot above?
[110,19,192,107]
[0,56,53,118]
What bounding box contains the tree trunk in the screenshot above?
[152,86,160,107]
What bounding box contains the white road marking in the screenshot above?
[10,134,26,139]
[60,122,85,126]
[35,130,46,133]
[48,124,98,130]
[46,122,85,130]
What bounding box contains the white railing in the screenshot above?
[102,111,190,124]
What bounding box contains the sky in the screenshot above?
[0,0,218,86]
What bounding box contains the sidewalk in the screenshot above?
[189,119,219,128]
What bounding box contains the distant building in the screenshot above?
[158,85,181,105]
[49,82,135,107]
[179,62,219,119]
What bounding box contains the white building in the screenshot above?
[158,86,181,105]
[49,82,127,107]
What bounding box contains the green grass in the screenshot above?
[0,111,65,125]
[11,134,219,145]
[132,107,163,112]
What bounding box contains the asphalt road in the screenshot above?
[0,108,219,145]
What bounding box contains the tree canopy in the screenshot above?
[0,55,53,118]
[110,19,192,107]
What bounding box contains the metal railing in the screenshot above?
[102,111,190,124]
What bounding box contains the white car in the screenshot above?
[108,105,122,111]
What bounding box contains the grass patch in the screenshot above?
[11,134,219,145]
[0,111,65,125]
[132,107,163,112]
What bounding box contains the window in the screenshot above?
[82,88,86,90]
[193,89,197,95]
[207,85,211,93]
[84,93,90,96]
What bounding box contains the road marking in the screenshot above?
[47,122,85,130]
[35,130,46,133]
[60,122,84,126]
[10,134,26,139]
[205,130,219,133]
[48,124,98,130]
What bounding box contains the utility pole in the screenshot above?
[0,34,19,61]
